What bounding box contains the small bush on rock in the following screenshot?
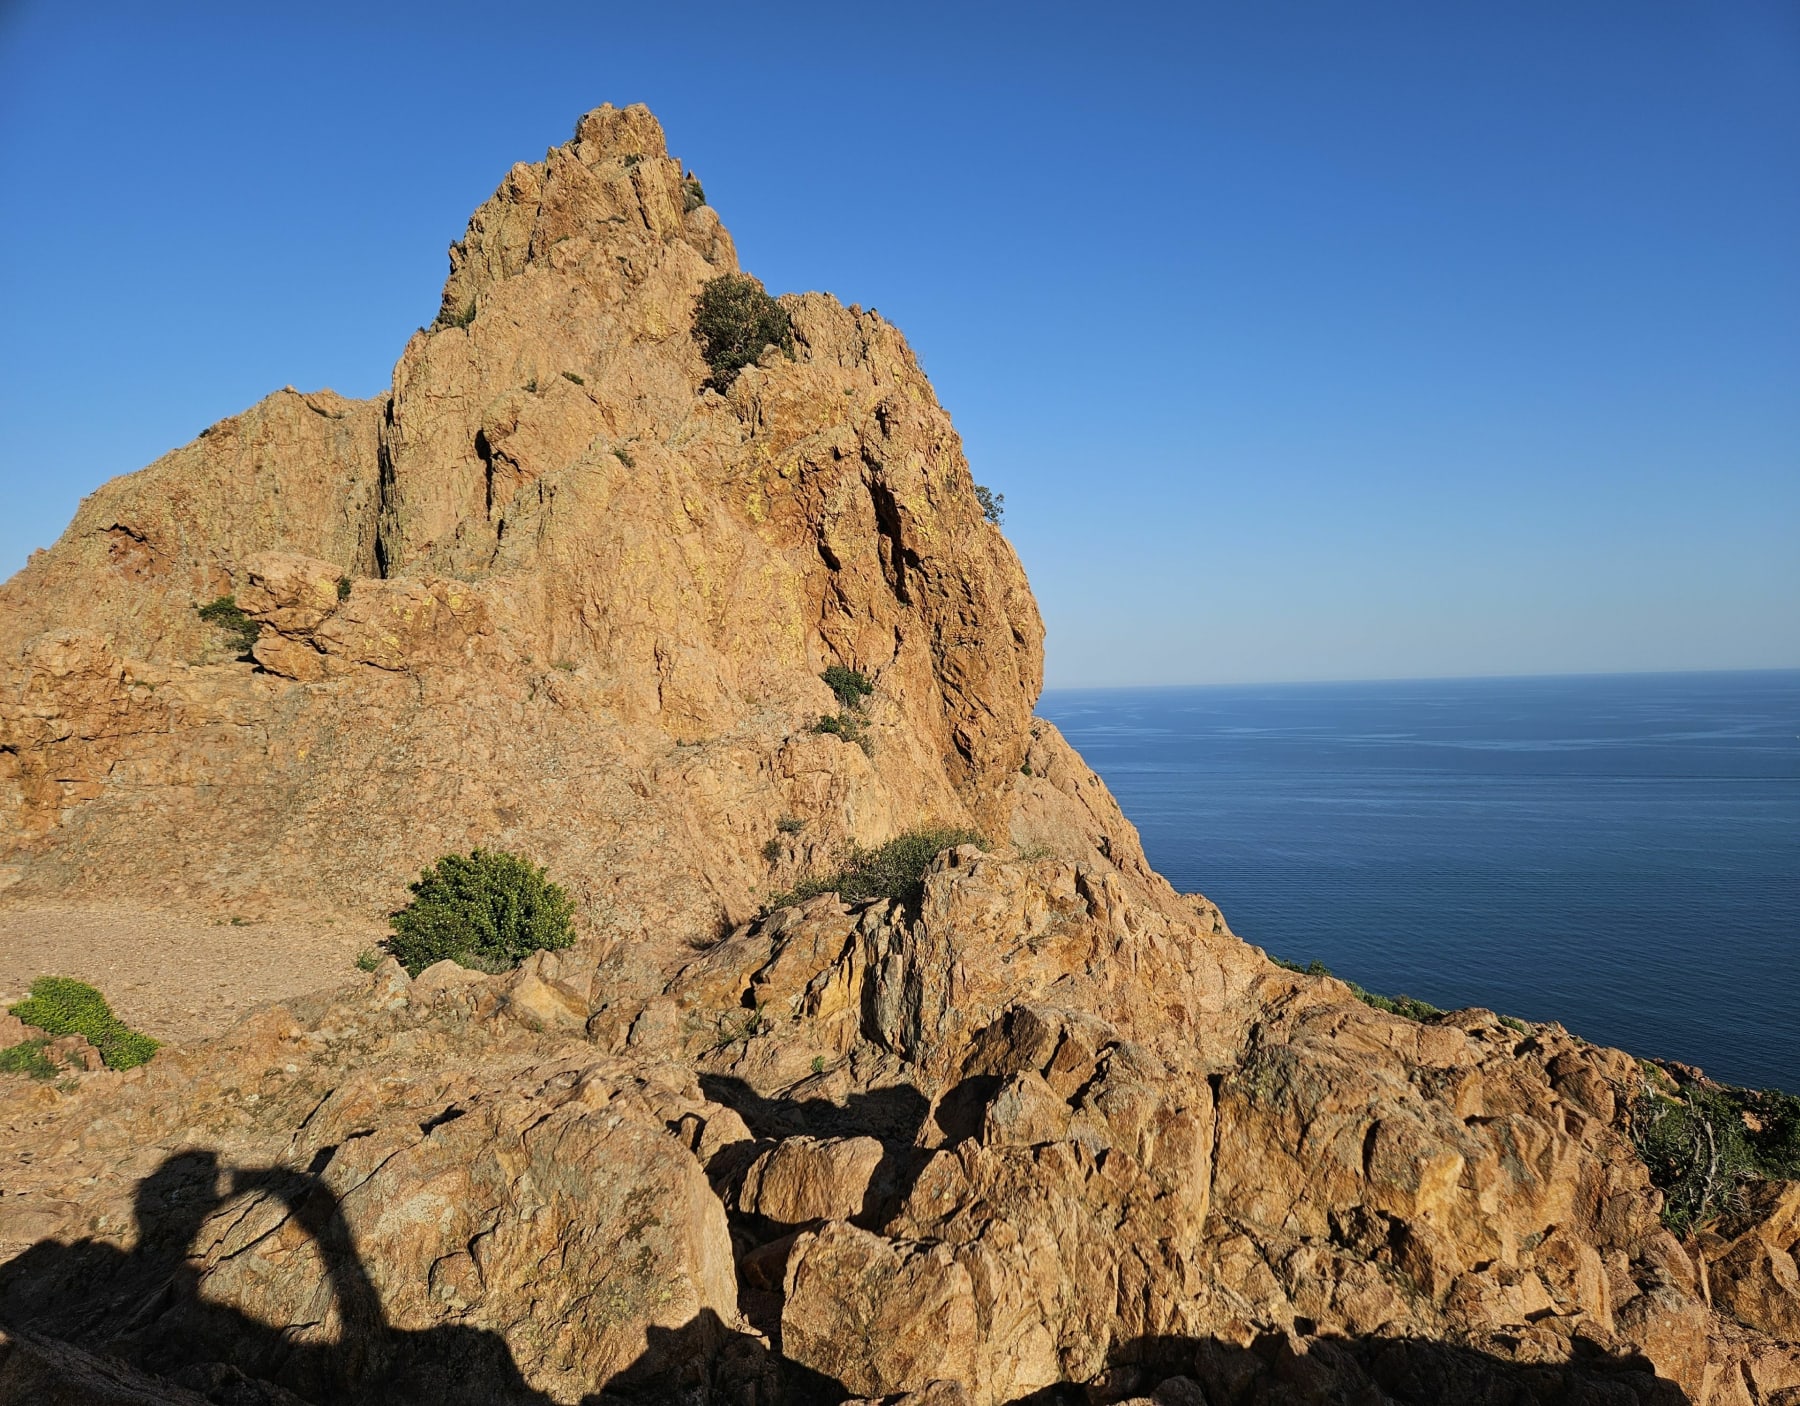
[811,711,871,755]
[692,273,793,391]
[975,484,1005,525]
[1633,1074,1800,1232]
[197,595,260,657]
[385,848,576,976]
[1268,956,1443,1022]
[9,977,158,1070]
[821,665,873,709]
[766,826,986,913]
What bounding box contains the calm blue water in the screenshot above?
[1039,671,1800,1093]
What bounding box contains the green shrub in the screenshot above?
[1633,1076,1800,1233]
[692,273,794,391]
[385,848,576,976]
[1499,1014,1530,1034]
[561,370,585,386]
[766,826,985,912]
[776,816,806,834]
[9,977,159,1070]
[811,711,870,755]
[197,595,260,657]
[975,484,1005,525]
[1267,956,1442,1022]
[353,947,383,972]
[336,575,353,601]
[682,174,706,212]
[439,298,476,330]
[1354,987,1443,1021]
[822,665,873,709]
[0,1039,57,1080]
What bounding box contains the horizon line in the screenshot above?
[1040,664,1800,693]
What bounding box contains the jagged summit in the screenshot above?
[0,103,1153,939]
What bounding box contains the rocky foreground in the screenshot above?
[1,105,1797,1404]
[3,850,1798,1404]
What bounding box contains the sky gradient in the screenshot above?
[2,1,1795,686]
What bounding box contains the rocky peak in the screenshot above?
[0,104,1148,943]
[434,102,733,333]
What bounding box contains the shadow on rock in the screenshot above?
[0,1151,851,1406]
[0,1151,1698,1405]
[1008,1329,1692,1406]
[699,1073,933,1227]
[698,1074,929,1144]
[0,1150,549,1405]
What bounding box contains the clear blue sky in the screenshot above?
[2,1,1795,686]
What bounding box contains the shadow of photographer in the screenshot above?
[0,1147,1698,1406]
[0,1149,547,1404]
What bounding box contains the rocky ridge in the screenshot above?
[1,105,1797,1405]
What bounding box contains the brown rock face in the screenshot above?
[1,103,1795,1406]
[0,102,1112,942]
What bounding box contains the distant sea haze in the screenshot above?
[1038,670,1800,1093]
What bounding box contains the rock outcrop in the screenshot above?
[3,852,1798,1403]
[2,104,1796,1406]
[0,103,1127,943]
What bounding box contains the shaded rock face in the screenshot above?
[2,102,1797,1406]
[3,852,1798,1405]
[0,102,1094,939]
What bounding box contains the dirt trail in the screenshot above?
[0,904,387,1045]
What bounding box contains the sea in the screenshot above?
[1037,670,1800,1094]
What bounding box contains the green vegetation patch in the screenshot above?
[385,848,576,977]
[692,273,794,391]
[9,977,159,1070]
[682,174,706,213]
[822,665,873,709]
[766,826,985,913]
[811,710,870,754]
[1269,956,1444,1023]
[1632,1073,1800,1233]
[0,1038,58,1080]
[975,483,1005,525]
[196,595,260,657]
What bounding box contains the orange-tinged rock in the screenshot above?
[782,1221,978,1397]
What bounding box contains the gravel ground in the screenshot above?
[0,904,388,1046]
